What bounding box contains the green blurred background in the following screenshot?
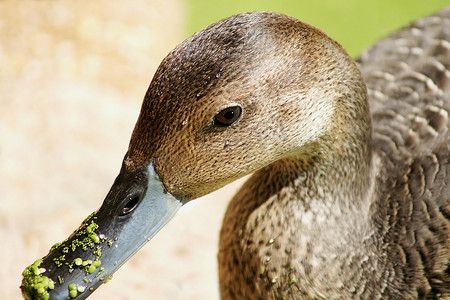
[188,0,450,57]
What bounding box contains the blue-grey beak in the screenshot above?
[21,161,183,300]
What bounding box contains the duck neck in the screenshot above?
[290,85,376,248]
[219,88,379,298]
[290,138,376,242]
[219,144,379,299]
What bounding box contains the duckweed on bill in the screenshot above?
[68,283,86,298]
[89,233,100,244]
[50,242,61,252]
[81,259,92,267]
[21,259,55,300]
[94,266,104,277]
[22,212,113,299]
[93,246,102,257]
[88,264,97,274]
[73,258,83,266]
[53,255,65,267]
[86,222,98,234]
[102,275,113,284]
[69,258,102,274]
[67,220,107,253]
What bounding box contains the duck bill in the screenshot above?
[21,161,183,300]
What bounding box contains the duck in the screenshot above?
[21,7,449,300]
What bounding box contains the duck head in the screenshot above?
[21,11,369,300]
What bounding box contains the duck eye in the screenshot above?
[214,106,242,127]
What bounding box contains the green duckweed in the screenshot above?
[50,242,61,252]
[88,260,102,274]
[69,289,78,298]
[21,259,55,300]
[73,258,83,266]
[67,220,104,254]
[89,233,100,244]
[94,267,104,277]
[93,246,102,257]
[102,275,113,284]
[93,260,101,267]
[53,255,65,268]
[68,283,86,299]
[22,212,110,300]
[81,259,92,267]
[88,265,97,274]
[68,258,102,274]
[86,222,98,234]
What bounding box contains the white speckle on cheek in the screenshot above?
[280,87,336,150]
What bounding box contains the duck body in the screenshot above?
[218,9,450,299]
[22,8,449,300]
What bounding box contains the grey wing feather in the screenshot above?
[357,6,450,297]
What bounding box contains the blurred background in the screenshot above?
[1,0,449,299]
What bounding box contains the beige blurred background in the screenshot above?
[0,1,247,299]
